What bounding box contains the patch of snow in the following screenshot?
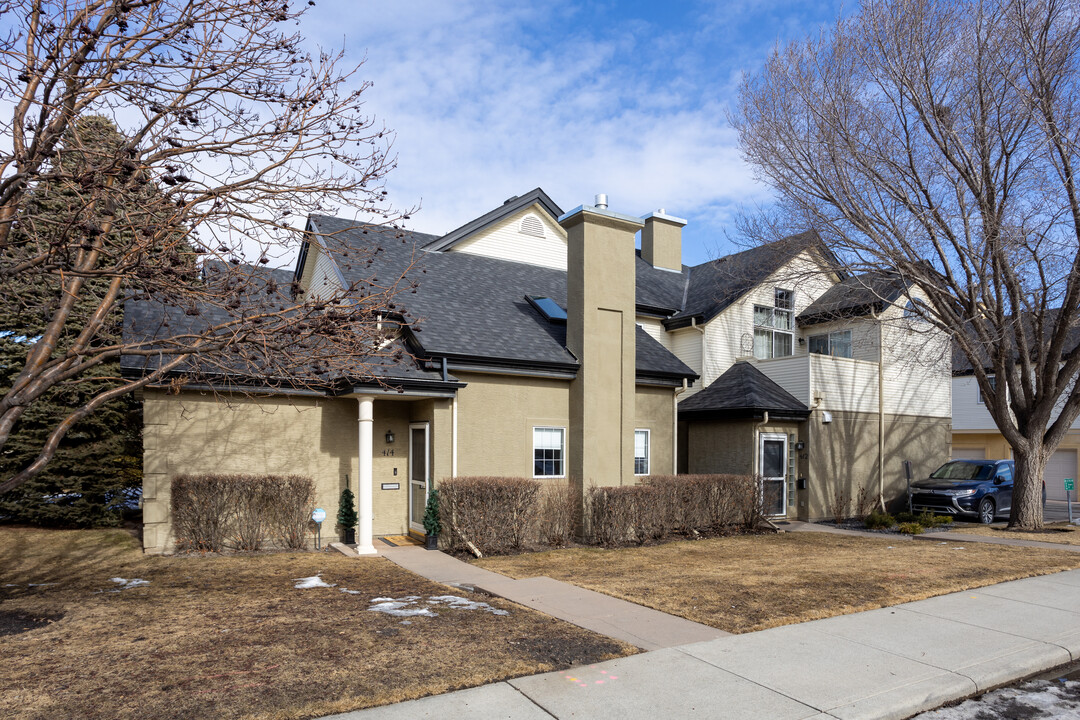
[340,588,363,595]
[427,595,510,616]
[294,575,336,589]
[367,598,438,618]
[915,678,1080,718]
[399,620,412,625]
[109,578,149,590]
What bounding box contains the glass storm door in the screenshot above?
[760,433,788,517]
[408,423,430,532]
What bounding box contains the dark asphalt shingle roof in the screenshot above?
[311,214,697,379]
[666,230,833,327]
[677,361,809,418]
[799,271,909,326]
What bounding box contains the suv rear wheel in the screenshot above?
[978,497,996,524]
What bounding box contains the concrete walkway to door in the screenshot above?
[378,545,727,651]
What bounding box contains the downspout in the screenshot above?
[753,411,770,476]
[692,317,707,381]
[871,310,886,512]
[452,394,458,478]
[673,378,687,474]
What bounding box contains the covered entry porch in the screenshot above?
[346,385,459,554]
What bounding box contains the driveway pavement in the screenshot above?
[330,557,1080,720]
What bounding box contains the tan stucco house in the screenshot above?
[126,189,952,554]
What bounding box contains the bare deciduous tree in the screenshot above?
[733,0,1080,529]
[0,0,416,493]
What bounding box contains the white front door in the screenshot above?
[760,433,788,517]
[408,423,430,532]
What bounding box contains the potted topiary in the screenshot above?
[337,487,358,545]
[422,489,440,550]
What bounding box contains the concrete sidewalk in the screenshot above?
[379,545,727,650]
[327,568,1080,720]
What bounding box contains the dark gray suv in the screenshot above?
[909,460,1045,524]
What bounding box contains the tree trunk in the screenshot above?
[1010,446,1047,531]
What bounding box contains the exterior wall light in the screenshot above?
[385,429,395,444]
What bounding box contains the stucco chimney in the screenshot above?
[641,210,687,272]
[559,199,643,504]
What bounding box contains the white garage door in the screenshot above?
[1045,449,1078,502]
[952,447,986,460]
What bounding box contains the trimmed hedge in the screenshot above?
[171,474,315,553]
[438,476,541,555]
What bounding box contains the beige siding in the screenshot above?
[637,316,672,350]
[451,204,568,269]
[802,318,879,363]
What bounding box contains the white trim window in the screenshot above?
[533,426,565,477]
[977,376,997,404]
[808,330,852,358]
[634,429,650,475]
[754,288,794,359]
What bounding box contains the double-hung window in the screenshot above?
[634,429,650,475]
[808,330,852,358]
[533,427,565,477]
[754,289,794,359]
[976,376,997,404]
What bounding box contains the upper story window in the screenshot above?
[754,288,794,359]
[808,330,852,359]
[976,376,997,404]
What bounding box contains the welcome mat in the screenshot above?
[380,535,423,547]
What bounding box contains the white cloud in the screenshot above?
[301,0,842,264]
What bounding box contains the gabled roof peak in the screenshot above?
[423,188,564,253]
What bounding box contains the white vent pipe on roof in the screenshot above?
[594,193,608,209]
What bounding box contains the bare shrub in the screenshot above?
[587,486,662,546]
[171,474,233,553]
[537,481,577,546]
[644,475,759,534]
[231,477,274,552]
[271,475,316,550]
[732,474,767,530]
[854,484,877,520]
[439,477,541,555]
[830,488,849,525]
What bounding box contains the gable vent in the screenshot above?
[520,214,545,238]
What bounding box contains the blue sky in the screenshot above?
[307,0,847,266]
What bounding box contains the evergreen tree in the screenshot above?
[336,487,358,533]
[0,117,148,526]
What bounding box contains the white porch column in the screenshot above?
[356,395,377,555]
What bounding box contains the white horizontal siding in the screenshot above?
[305,244,344,301]
[881,324,951,418]
[702,250,838,387]
[670,327,703,396]
[811,355,880,413]
[637,317,672,350]
[802,318,879,363]
[451,205,567,269]
[754,356,811,407]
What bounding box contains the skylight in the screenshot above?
[526,295,567,323]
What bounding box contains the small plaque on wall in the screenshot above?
[380,482,400,491]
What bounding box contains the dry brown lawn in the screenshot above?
[948,521,1080,546]
[476,532,1080,634]
[0,527,633,720]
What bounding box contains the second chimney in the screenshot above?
[641,210,686,272]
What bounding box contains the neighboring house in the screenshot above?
[952,366,1080,503]
[127,189,952,554]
